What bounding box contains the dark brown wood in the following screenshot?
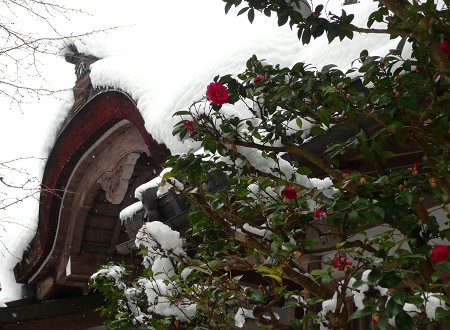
[0,294,104,329]
[108,216,123,255]
[85,214,118,230]
[36,276,55,300]
[88,202,122,218]
[79,242,110,254]
[82,228,114,244]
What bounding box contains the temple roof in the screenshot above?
[0,0,404,305]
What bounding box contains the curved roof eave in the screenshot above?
[14,89,170,284]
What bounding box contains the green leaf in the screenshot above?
[367,270,383,285]
[399,190,413,205]
[289,318,302,330]
[348,307,374,321]
[378,312,389,330]
[392,290,405,305]
[386,298,402,318]
[373,206,385,220]
[225,1,233,14]
[172,110,192,116]
[207,260,221,269]
[395,36,408,56]
[302,28,311,44]
[321,64,337,75]
[188,266,212,275]
[348,210,359,228]
[405,295,423,307]
[310,125,326,135]
[297,166,312,175]
[278,14,289,27]
[432,271,442,283]
[263,273,283,285]
[162,170,173,179]
[311,269,329,277]
[246,290,264,302]
[440,261,450,273]
[435,307,450,319]
[395,311,413,330]
[248,8,255,23]
[379,272,402,288]
[237,6,249,16]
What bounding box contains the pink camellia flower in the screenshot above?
[183,121,195,134]
[282,186,297,201]
[313,208,325,218]
[438,40,450,55]
[430,245,450,262]
[254,75,265,83]
[206,82,229,105]
[332,253,352,271]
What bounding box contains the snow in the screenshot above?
[84,0,398,155]
[91,265,126,290]
[424,293,447,320]
[135,221,184,256]
[0,0,407,305]
[97,221,198,321]
[119,201,144,223]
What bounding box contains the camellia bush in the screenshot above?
[91,1,450,329]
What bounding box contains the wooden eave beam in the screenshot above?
[0,294,104,325]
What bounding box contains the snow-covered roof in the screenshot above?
[80,0,399,155]
[0,0,403,305]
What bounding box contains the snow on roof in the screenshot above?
[83,0,399,154]
[0,0,403,304]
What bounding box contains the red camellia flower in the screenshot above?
[282,186,297,200]
[183,121,195,134]
[430,245,450,262]
[420,97,431,107]
[372,314,379,325]
[342,169,351,178]
[413,162,419,175]
[438,40,450,55]
[313,208,325,218]
[206,82,229,105]
[254,75,265,83]
[332,253,352,271]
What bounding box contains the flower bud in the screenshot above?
[336,82,346,90]
[429,177,437,187]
